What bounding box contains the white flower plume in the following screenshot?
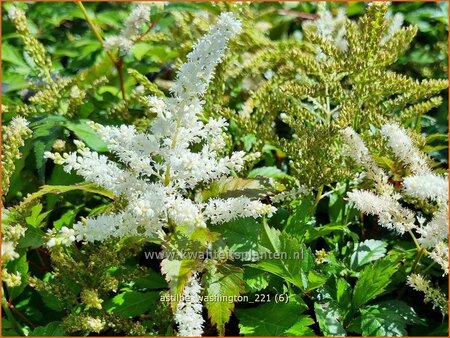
[342,124,449,274]
[104,3,151,53]
[175,273,204,337]
[46,13,273,245]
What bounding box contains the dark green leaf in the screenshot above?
[104,291,159,317]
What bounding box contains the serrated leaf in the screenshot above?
[25,203,51,227]
[360,300,424,336]
[352,258,398,310]
[30,321,65,336]
[104,291,159,317]
[253,223,319,290]
[283,197,315,237]
[235,296,314,336]
[17,226,45,249]
[350,239,387,270]
[314,302,346,336]
[316,275,353,328]
[204,265,244,335]
[210,217,261,261]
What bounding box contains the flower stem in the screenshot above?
[2,287,23,335]
[411,247,425,272]
[313,185,324,207]
[75,1,127,102]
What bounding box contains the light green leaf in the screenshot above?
[17,226,46,249]
[64,120,108,152]
[248,166,290,179]
[350,239,387,270]
[235,296,314,336]
[314,302,346,336]
[22,183,115,204]
[25,203,51,227]
[253,223,320,290]
[360,300,424,336]
[204,264,245,335]
[352,258,398,310]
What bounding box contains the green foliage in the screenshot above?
[352,257,399,310]
[359,300,424,336]
[235,296,315,336]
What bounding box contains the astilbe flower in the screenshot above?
[45,13,274,246]
[104,3,152,54]
[1,209,27,287]
[175,273,204,337]
[342,123,448,275]
[407,274,448,315]
[2,117,32,195]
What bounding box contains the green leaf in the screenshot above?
[32,124,64,181]
[352,258,398,310]
[25,203,51,228]
[302,224,346,243]
[64,120,108,152]
[2,43,29,68]
[17,226,46,249]
[243,267,270,293]
[235,296,314,336]
[134,269,168,290]
[204,264,245,335]
[314,276,352,336]
[350,239,387,270]
[253,223,320,291]
[53,209,78,230]
[40,291,64,311]
[314,302,346,336]
[30,321,65,336]
[160,258,198,303]
[22,183,115,203]
[248,166,290,179]
[210,218,261,261]
[283,197,315,237]
[104,291,159,317]
[360,300,424,336]
[202,177,270,201]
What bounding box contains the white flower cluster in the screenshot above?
[45,13,274,246]
[103,3,151,54]
[175,273,204,337]
[380,124,430,175]
[342,124,448,274]
[407,273,448,314]
[1,209,27,287]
